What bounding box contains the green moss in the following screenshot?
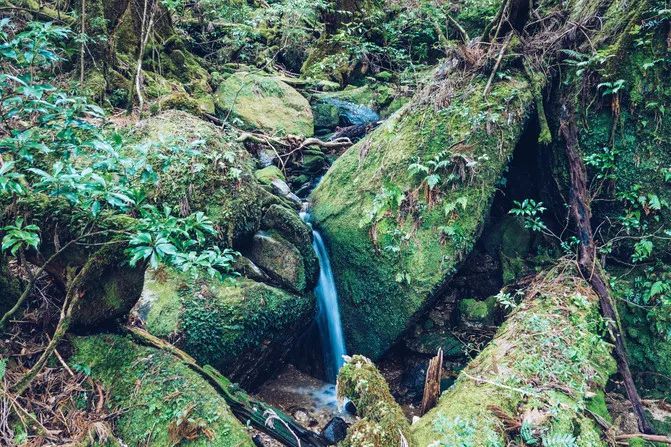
[255,166,285,185]
[336,355,411,447]
[0,255,21,316]
[214,72,314,137]
[412,270,616,446]
[458,297,496,324]
[311,71,535,359]
[127,110,270,246]
[142,272,315,387]
[69,334,254,446]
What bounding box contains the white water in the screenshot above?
[301,211,347,383]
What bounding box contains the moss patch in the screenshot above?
[69,334,254,446]
[142,272,315,387]
[214,71,314,137]
[311,71,535,359]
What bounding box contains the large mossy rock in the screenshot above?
[129,110,273,246]
[138,271,315,387]
[310,73,534,359]
[69,334,254,446]
[214,72,314,136]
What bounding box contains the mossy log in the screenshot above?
[336,266,617,447]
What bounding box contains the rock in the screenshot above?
[233,256,271,283]
[139,272,315,388]
[293,409,310,425]
[311,69,536,359]
[312,97,380,129]
[255,166,286,185]
[270,178,303,207]
[153,91,214,117]
[247,231,307,293]
[132,111,271,246]
[458,296,498,328]
[261,204,318,286]
[344,400,357,416]
[301,148,327,174]
[257,148,277,168]
[69,334,255,447]
[321,417,349,445]
[214,72,314,137]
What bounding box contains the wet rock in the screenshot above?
[344,400,357,416]
[261,205,318,286]
[247,231,307,293]
[214,72,314,137]
[293,408,311,425]
[321,417,349,445]
[257,148,277,168]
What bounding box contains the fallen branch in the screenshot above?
[616,434,671,445]
[484,33,513,98]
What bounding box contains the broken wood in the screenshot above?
[329,122,381,145]
[126,326,328,447]
[559,102,653,435]
[420,348,443,415]
[616,434,671,445]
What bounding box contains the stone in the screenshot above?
[247,231,307,293]
[214,71,314,137]
[458,296,498,328]
[255,166,286,185]
[321,417,349,445]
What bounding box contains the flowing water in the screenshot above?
[301,211,347,383]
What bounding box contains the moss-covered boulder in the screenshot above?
[255,166,285,185]
[214,71,314,137]
[457,296,497,328]
[138,271,315,387]
[69,334,254,446]
[311,72,535,359]
[129,110,273,246]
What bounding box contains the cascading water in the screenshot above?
[301,211,347,383]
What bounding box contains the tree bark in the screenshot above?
[559,102,653,435]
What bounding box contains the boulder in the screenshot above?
[247,231,307,293]
[214,72,314,137]
[138,272,315,387]
[457,296,498,328]
[69,334,254,446]
[130,110,274,246]
[321,417,349,445]
[255,166,286,185]
[311,68,535,359]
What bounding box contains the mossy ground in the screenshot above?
[311,72,534,359]
[69,334,254,446]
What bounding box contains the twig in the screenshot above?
[484,33,513,98]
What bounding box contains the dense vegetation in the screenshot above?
[0,0,670,446]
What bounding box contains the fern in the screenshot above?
[542,432,576,447]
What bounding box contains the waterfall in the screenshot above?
[302,212,347,383]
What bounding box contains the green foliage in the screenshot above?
[1,217,40,256]
[0,20,236,280]
[510,199,549,233]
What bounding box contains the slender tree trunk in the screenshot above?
[559,102,653,435]
[79,0,85,86]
